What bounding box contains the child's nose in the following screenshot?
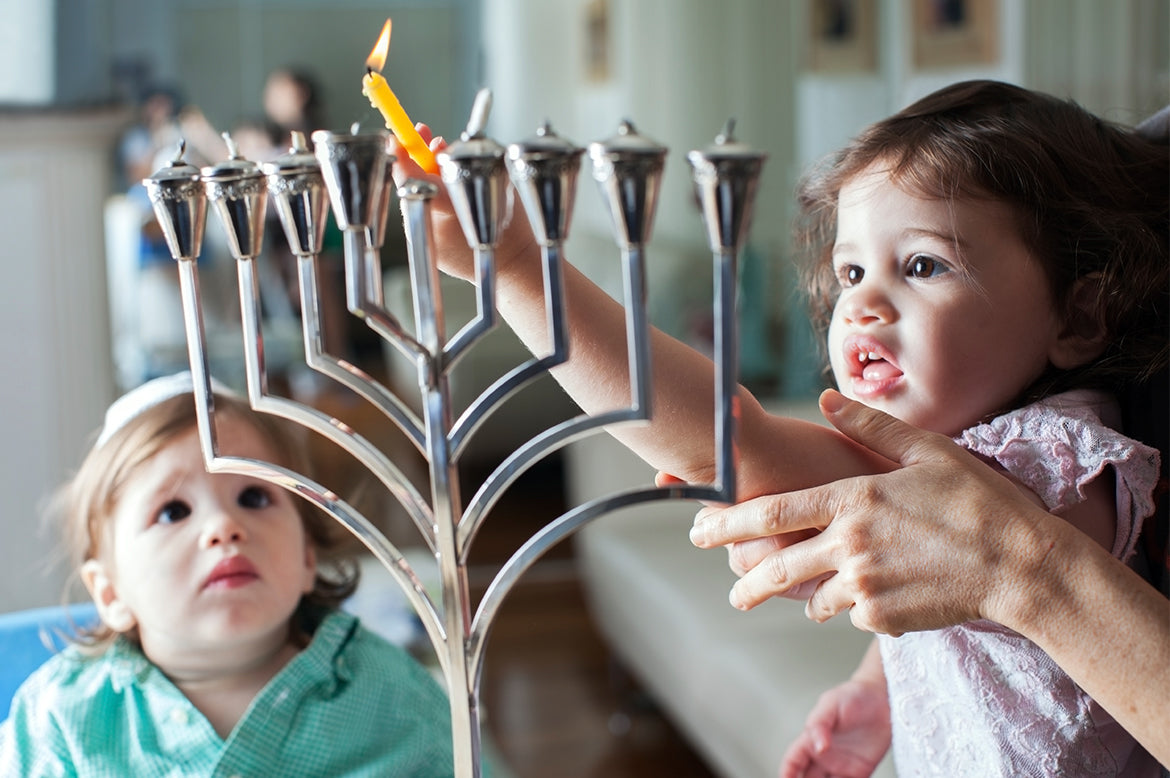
[841,287,897,326]
[200,509,247,548]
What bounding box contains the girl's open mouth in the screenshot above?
[843,336,904,397]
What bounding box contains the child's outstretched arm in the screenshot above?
[391,131,893,499]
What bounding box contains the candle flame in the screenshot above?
[366,18,392,72]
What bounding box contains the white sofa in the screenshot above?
[568,408,896,778]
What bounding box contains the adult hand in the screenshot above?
[690,389,1043,635]
[692,389,1170,764]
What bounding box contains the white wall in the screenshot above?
[0,111,124,611]
[0,0,54,104]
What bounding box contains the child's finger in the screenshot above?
[386,125,447,182]
[654,471,686,488]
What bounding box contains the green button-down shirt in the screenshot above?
[0,610,468,777]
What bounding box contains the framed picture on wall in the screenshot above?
[912,0,998,68]
[584,0,610,83]
[807,0,878,73]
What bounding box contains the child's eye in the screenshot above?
[238,486,273,510]
[157,500,191,524]
[908,255,950,279]
[836,264,864,287]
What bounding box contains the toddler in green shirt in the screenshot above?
[0,373,477,777]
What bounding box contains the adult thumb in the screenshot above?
[818,389,942,467]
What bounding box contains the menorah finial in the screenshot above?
[463,88,493,140]
[221,131,240,159]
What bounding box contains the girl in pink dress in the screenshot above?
[402,80,1167,776]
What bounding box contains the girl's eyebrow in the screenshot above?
[902,224,965,244]
[830,229,963,255]
[830,240,857,260]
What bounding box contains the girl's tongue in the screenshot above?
[862,358,902,382]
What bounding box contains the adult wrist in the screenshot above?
[984,506,1078,637]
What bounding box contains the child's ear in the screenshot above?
[1049,273,1109,370]
[301,543,318,595]
[80,559,137,633]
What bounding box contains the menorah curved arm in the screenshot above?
[341,230,429,369]
[448,244,570,459]
[236,258,438,553]
[296,253,426,454]
[442,247,497,366]
[466,482,729,686]
[456,408,645,558]
[447,351,564,461]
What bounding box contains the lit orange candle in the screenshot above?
[362,18,439,174]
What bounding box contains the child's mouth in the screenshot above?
[204,555,259,590]
[858,352,902,382]
[843,337,904,397]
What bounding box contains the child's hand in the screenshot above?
[389,125,539,285]
[779,678,890,778]
[388,126,472,281]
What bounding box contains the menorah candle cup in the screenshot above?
[312,128,389,232]
[687,119,768,255]
[436,90,508,252]
[588,120,667,250]
[262,130,330,258]
[201,135,268,261]
[142,144,206,262]
[506,121,584,248]
[367,138,397,252]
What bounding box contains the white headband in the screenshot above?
[97,371,236,448]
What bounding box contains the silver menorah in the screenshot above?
[143,89,765,777]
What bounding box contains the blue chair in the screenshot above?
[0,602,98,720]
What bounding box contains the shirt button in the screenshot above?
[169,708,189,725]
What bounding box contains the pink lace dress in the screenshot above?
[878,391,1163,777]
